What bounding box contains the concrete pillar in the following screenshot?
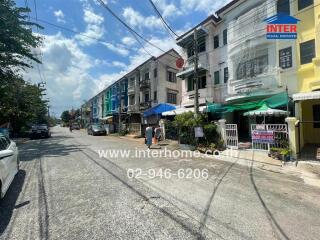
[217,119,227,147]
[285,117,299,159]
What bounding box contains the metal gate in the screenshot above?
[251,124,288,151]
[225,124,239,149]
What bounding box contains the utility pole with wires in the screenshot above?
[193,29,199,117]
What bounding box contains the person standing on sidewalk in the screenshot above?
[145,126,153,149]
[154,125,162,145]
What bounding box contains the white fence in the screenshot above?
[225,124,239,149]
[251,124,288,151]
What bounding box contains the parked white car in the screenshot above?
[0,134,19,200]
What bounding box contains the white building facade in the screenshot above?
[176,15,229,108]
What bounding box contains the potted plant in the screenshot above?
[280,148,291,161]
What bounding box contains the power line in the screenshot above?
[147,0,178,38]
[95,0,180,60]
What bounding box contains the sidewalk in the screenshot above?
[110,135,320,188]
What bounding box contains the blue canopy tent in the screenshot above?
[143,103,176,117]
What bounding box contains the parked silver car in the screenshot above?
[0,134,19,200]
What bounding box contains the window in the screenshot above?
[224,67,229,83]
[214,71,220,85]
[154,68,157,78]
[214,35,219,49]
[144,93,149,102]
[167,71,177,83]
[298,0,313,10]
[199,72,207,89]
[167,91,177,104]
[223,29,228,45]
[236,55,268,80]
[187,45,194,58]
[198,36,206,52]
[154,91,157,101]
[129,95,135,105]
[300,39,315,65]
[277,0,290,15]
[144,72,150,80]
[187,76,194,92]
[129,77,135,87]
[313,105,320,128]
[279,47,292,69]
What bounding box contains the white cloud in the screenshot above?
[180,0,232,14]
[102,42,129,56]
[53,10,65,23]
[121,36,136,46]
[75,6,105,45]
[122,7,162,30]
[153,0,182,18]
[24,33,95,115]
[112,61,126,69]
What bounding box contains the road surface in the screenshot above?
[1,126,320,240]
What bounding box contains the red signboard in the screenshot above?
[176,58,184,69]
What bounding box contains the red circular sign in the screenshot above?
[176,58,184,69]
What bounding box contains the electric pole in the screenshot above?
[193,29,199,116]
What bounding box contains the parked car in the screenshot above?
[0,134,19,200]
[29,124,51,139]
[87,124,106,136]
[71,123,80,130]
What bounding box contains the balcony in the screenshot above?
[177,53,209,79]
[139,101,151,111]
[128,84,135,93]
[228,0,275,52]
[127,104,140,113]
[140,79,150,90]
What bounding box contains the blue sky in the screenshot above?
[16,0,231,117]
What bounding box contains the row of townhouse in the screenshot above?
[176,0,320,157]
[82,0,319,157]
[82,49,181,135]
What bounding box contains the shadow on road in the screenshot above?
[18,133,88,161]
[0,170,26,235]
[249,160,290,240]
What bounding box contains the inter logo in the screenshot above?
[265,13,300,40]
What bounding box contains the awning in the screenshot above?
[176,67,194,78]
[100,116,113,121]
[162,106,206,116]
[207,92,289,113]
[176,63,208,79]
[143,103,176,117]
[243,103,289,116]
[293,91,320,101]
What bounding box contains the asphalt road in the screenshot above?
[1,126,320,240]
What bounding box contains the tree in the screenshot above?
[0,0,43,77]
[0,0,46,134]
[0,75,48,133]
[61,111,71,124]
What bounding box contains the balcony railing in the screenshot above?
[228,0,274,51]
[140,79,150,89]
[139,101,151,111]
[128,104,139,112]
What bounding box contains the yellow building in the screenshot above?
[293,0,320,156]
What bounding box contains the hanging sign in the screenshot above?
[176,58,184,69]
[252,130,274,143]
